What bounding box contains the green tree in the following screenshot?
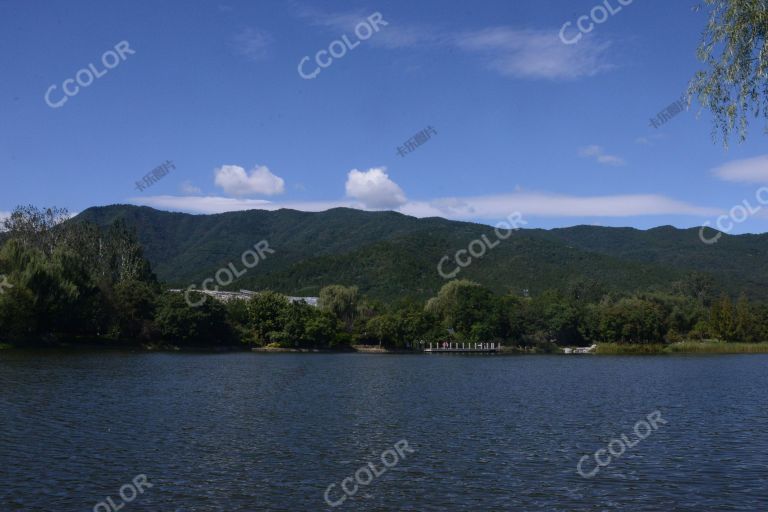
[304,310,339,347]
[690,0,768,145]
[499,295,530,342]
[424,279,479,330]
[0,285,37,344]
[734,293,755,341]
[110,280,158,340]
[283,300,315,346]
[366,314,398,346]
[2,205,71,256]
[424,280,505,341]
[710,294,737,340]
[319,285,359,332]
[529,290,584,345]
[155,292,234,346]
[672,272,716,306]
[597,297,667,344]
[0,239,89,340]
[0,205,159,345]
[248,291,290,343]
[225,299,253,344]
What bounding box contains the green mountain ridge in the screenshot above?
[73,205,768,301]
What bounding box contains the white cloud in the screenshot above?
[635,133,664,145]
[130,191,718,219]
[456,28,612,80]
[129,195,351,214]
[180,181,201,195]
[345,167,407,209]
[400,193,719,219]
[578,145,626,166]
[712,155,768,183]
[214,164,285,196]
[231,28,272,61]
[297,7,613,80]
[297,8,437,49]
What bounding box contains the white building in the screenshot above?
[169,288,319,306]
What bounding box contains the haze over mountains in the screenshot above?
[75,205,768,301]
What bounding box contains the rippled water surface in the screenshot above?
[1,351,767,511]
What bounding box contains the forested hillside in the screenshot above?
[75,205,768,301]
[3,205,768,349]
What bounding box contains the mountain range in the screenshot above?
[74,205,768,301]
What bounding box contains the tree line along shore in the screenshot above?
[2,206,768,354]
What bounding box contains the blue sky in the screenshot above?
[2,0,767,233]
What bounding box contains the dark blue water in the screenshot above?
[1,351,766,511]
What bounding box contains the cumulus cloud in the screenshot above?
[345,167,407,209]
[578,145,626,166]
[712,155,768,183]
[214,164,285,196]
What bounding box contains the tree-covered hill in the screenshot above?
[74,205,768,301]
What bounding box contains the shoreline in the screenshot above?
[3,341,768,355]
[594,341,768,355]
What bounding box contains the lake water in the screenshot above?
[1,351,766,511]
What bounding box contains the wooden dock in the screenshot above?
[422,342,501,354]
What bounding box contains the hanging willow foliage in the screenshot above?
[690,0,768,146]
